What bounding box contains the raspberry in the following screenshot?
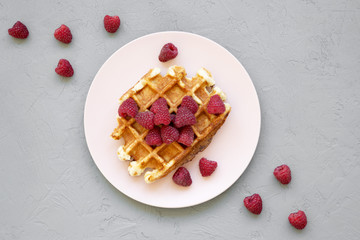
[154,108,171,126]
[104,15,120,33]
[158,43,178,62]
[118,98,138,118]
[150,98,168,114]
[172,167,192,187]
[288,210,307,230]
[145,127,162,146]
[199,158,217,177]
[161,125,179,144]
[207,94,226,114]
[170,113,176,123]
[273,164,292,184]
[55,59,74,77]
[54,24,72,44]
[181,96,198,114]
[174,106,196,128]
[178,126,194,147]
[135,111,154,130]
[243,193,262,215]
[8,21,29,39]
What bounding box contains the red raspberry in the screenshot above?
[158,43,178,62]
[174,106,196,128]
[135,111,154,130]
[207,94,226,114]
[170,113,176,124]
[273,164,292,184]
[150,98,168,114]
[178,126,194,147]
[288,210,307,230]
[8,21,29,39]
[104,15,120,33]
[154,108,171,126]
[172,167,192,187]
[55,59,74,77]
[243,193,263,215]
[54,24,72,44]
[145,127,162,146]
[199,158,217,177]
[118,98,138,118]
[181,96,198,114]
[161,125,179,144]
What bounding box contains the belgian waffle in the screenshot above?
[111,66,231,183]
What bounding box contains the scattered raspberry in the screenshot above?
[104,15,120,33]
[178,126,194,147]
[154,108,171,126]
[288,210,307,230]
[8,21,29,39]
[161,125,179,144]
[55,59,74,77]
[135,111,154,130]
[181,96,198,114]
[199,158,217,177]
[174,106,196,128]
[172,167,192,187]
[54,24,72,44]
[145,127,162,146]
[244,193,263,215]
[207,94,226,114]
[273,164,292,184]
[150,98,168,114]
[158,43,178,62]
[170,113,176,123]
[118,98,138,118]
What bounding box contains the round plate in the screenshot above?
[84,31,261,208]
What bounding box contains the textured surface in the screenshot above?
[1,0,359,239]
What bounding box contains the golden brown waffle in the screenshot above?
[111,66,231,183]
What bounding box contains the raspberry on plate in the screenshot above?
[288,210,307,230]
[178,126,194,147]
[161,125,179,144]
[243,193,263,215]
[172,167,192,187]
[273,164,292,184]
[135,111,155,130]
[199,157,217,176]
[54,24,72,44]
[118,98,138,118]
[181,96,198,114]
[174,106,196,128]
[104,15,120,33]
[55,59,74,77]
[8,21,29,39]
[145,127,162,146]
[158,43,178,62]
[207,94,226,114]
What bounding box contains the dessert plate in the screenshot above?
[84,31,261,208]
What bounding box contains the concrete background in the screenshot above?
[1,0,360,239]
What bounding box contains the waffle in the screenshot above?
[111,66,231,183]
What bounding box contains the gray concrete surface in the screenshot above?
[1,0,360,239]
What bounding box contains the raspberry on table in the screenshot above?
[199,157,217,177]
[135,111,155,130]
[174,106,196,128]
[54,24,72,44]
[288,210,307,230]
[150,98,168,114]
[207,94,226,115]
[154,108,171,126]
[273,164,292,184]
[181,96,198,114]
[172,167,192,187]
[104,15,121,33]
[145,127,163,146]
[158,43,178,62]
[178,126,194,147]
[8,21,29,39]
[243,193,263,215]
[118,98,139,118]
[161,125,179,144]
[55,59,74,77]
